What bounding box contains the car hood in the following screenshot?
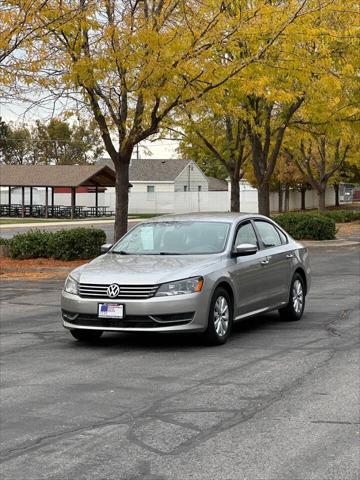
[74,253,220,285]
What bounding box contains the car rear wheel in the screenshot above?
[279,273,305,321]
[203,287,233,345]
[70,329,103,342]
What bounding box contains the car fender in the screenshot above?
[205,272,236,322]
[288,247,311,295]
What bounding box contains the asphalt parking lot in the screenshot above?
[0,246,359,480]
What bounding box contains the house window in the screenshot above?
[183,186,188,192]
[147,185,155,193]
[198,186,202,192]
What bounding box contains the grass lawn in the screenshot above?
[128,213,159,219]
[0,217,113,225]
[0,213,159,225]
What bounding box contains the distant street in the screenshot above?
[0,220,140,243]
[1,246,359,480]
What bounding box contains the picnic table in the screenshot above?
[0,204,113,218]
[84,206,112,217]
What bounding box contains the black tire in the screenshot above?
[203,287,233,345]
[279,273,305,322]
[70,329,103,342]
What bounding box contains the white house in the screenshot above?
[98,158,227,193]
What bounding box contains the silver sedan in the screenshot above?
[61,213,311,345]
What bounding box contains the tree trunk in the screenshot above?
[114,158,131,241]
[278,184,283,213]
[284,186,290,212]
[300,185,306,210]
[334,183,340,207]
[318,189,326,213]
[230,175,240,212]
[258,182,270,216]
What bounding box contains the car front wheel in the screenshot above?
[279,273,305,321]
[203,287,233,345]
[70,329,103,342]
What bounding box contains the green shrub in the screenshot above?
[322,210,360,223]
[48,228,106,260]
[275,213,336,240]
[9,230,52,259]
[8,227,106,260]
[0,237,10,246]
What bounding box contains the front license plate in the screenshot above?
[98,303,124,319]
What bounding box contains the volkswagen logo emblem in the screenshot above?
[107,283,120,298]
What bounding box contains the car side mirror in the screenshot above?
[101,243,113,253]
[232,243,258,257]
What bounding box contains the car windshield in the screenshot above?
[112,221,231,255]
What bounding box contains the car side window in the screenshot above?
[254,220,282,248]
[234,221,258,247]
[276,227,288,245]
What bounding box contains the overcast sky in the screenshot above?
[0,100,180,160]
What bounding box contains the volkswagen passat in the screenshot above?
[61,213,311,345]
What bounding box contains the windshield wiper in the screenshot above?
[112,251,183,255]
[159,252,182,255]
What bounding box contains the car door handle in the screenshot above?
[260,259,269,265]
[286,253,294,259]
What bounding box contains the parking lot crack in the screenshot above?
[139,349,337,456]
[0,413,133,463]
[324,308,351,337]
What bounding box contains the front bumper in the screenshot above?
[61,290,209,333]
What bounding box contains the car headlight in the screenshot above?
[64,275,79,295]
[155,276,203,297]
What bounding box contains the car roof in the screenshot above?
[141,212,269,224]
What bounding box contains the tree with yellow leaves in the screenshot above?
[285,123,359,212]
[175,97,249,212]
[177,1,358,216]
[0,0,80,101]
[272,152,309,212]
[4,0,323,238]
[282,0,359,212]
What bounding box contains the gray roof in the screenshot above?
[99,158,192,182]
[0,165,116,187]
[99,158,227,189]
[207,176,228,191]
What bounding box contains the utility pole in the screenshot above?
[188,163,193,191]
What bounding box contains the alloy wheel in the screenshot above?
[214,295,230,337]
[292,279,304,315]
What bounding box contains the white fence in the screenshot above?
[127,191,236,214]
[270,188,335,212]
[101,190,257,214]
[0,188,44,205]
[54,192,106,207]
[1,186,338,214]
[109,188,335,214]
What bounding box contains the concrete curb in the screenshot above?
[0,218,139,229]
[302,239,359,248]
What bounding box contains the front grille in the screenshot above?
[78,283,159,299]
[62,311,193,329]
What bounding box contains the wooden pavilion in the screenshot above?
[0,164,116,219]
